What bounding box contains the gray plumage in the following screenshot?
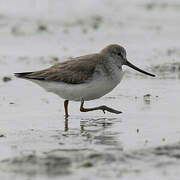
[15,44,155,85]
[14,44,155,117]
[15,53,107,84]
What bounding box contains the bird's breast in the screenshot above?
[28,68,124,102]
[110,68,124,84]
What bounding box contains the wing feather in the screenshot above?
[15,54,104,84]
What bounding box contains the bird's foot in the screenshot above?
[80,98,122,114]
[98,105,122,114]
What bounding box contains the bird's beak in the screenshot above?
[124,60,155,77]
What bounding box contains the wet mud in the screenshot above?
[0,0,180,179]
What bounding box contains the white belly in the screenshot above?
[30,70,124,101]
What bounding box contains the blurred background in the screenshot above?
[0,0,179,76]
[0,0,180,180]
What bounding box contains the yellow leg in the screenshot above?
[64,100,69,118]
[80,98,122,114]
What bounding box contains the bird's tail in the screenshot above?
[14,72,33,78]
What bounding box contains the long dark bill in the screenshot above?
[125,60,155,77]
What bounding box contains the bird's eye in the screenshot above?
[117,53,122,57]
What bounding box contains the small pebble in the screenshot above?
[81,162,93,168]
[0,134,5,138]
[9,102,15,104]
[38,24,47,31]
[3,76,12,82]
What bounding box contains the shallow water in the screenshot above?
[0,0,180,179]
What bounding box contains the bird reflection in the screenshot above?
[62,116,121,147]
[64,117,117,132]
[64,117,69,132]
[80,124,84,133]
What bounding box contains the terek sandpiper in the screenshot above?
[15,44,155,117]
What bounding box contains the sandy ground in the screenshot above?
[0,0,180,179]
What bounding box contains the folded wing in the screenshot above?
[15,54,104,84]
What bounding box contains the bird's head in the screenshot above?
[100,44,155,77]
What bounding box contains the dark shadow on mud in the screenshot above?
[1,142,180,177]
[0,154,72,177]
[150,62,180,79]
[124,62,180,80]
